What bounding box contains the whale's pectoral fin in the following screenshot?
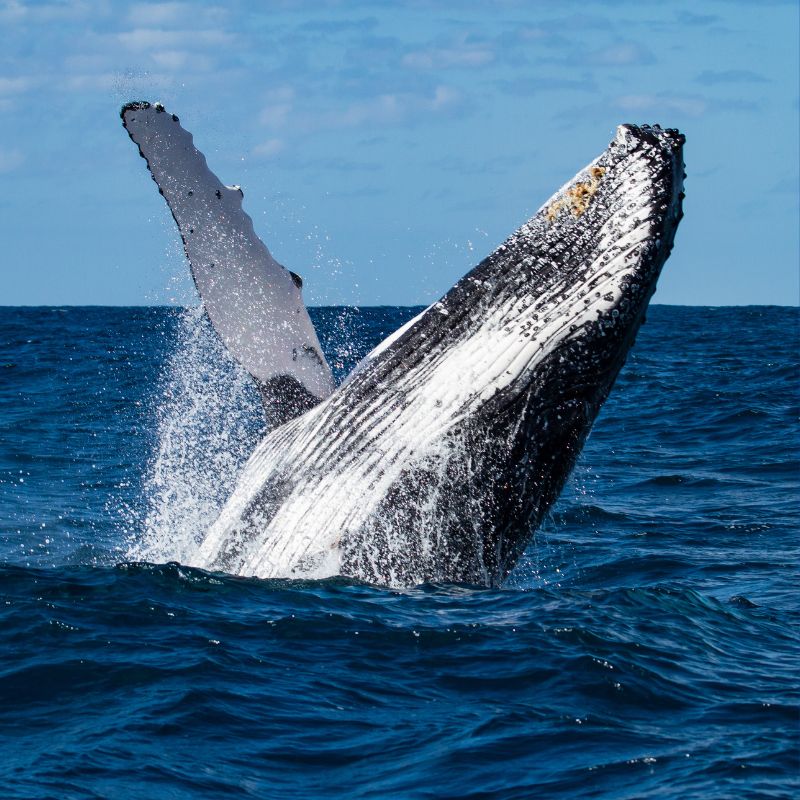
[121,101,335,424]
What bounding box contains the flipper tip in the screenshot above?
[120,100,152,120]
[121,101,176,123]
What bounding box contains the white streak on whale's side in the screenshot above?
[190,123,685,587]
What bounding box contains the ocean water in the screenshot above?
[0,304,798,799]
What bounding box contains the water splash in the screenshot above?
[126,306,265,564]
[124,304,380,571]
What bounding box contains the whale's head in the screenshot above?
[340,124,685,584]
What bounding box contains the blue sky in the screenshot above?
[0,0,797,306]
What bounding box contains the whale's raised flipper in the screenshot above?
[121,101,335,426]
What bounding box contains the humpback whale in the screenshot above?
[122,102,685,587]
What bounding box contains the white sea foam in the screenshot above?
[126,306,265,564]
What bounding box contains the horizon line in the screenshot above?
[0,302,798,311]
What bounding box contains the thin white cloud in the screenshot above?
[63,53,111,72]
[517,26,550,41]
[258,85,461,134]
[126,2,226,28]
[0,147,24,173]
[696,69,769,85]
[315,86,461,131]
[252,138,285,158]
[150,49,207,70]
[0,0,93,23]
[0,76,34,94]
[117,27,234,52]
[97,25,236,79]
[258,87,296,129]
[62,72,120,91]
[126,2,188,26]
[588,41,654,66]
[402,45,494,70]
[616,93,708,116]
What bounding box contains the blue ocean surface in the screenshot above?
[0,304,798,799]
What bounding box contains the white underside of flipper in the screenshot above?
[122,102,335,403]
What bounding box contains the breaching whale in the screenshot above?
[122,102,684,587]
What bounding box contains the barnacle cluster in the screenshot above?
[547,166,606,222]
